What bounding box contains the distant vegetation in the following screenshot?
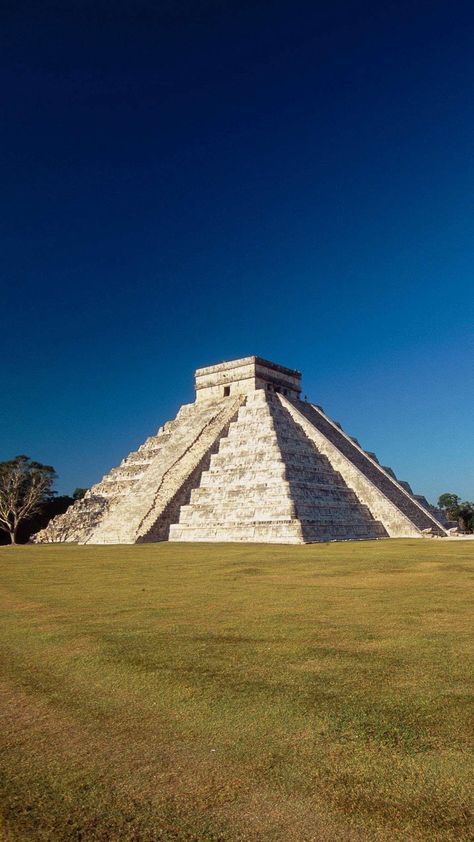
[438,493,474,533]
[0,540,472,841]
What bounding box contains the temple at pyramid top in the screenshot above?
[195,356,302,401]
[33,355,448,545]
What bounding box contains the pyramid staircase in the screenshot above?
[169,390,387,542]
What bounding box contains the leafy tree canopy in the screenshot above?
[438,492,474,533]
[438,493,460,512]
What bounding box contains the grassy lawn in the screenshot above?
[0,539,472,842]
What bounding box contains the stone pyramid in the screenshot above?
[34,357,447,544]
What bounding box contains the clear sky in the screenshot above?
[1,0,473,503]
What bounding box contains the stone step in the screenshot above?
[169,520,304,543]
[203,468,288,485]
[219,434,279,451]
[209,454,284,471]
[178,507,296,525]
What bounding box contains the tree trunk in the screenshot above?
[8,529,17,544]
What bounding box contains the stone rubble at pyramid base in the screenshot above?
[33,356,448,545]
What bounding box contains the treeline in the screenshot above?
[438,494,474,533]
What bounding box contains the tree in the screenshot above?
[0,456,57,544]
[438,493,474,533]
[437,493,460,518]
[455,503,474,534]
[73,487,88,500]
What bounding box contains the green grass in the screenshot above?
[0,539,472,842]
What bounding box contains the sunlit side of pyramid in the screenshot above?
[34,357,447,544]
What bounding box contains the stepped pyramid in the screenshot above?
[34,357,448,544]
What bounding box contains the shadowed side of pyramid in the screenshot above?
[280,396,447,538]
[267,396,388,542]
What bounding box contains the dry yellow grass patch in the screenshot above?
[0,539,472,841]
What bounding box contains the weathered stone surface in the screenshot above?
[195,356,301,402]
[33,357,448,544]
[33,495,109,543]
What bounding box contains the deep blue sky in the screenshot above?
[1,0,473,502]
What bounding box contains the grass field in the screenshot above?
[0,539,472,842]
